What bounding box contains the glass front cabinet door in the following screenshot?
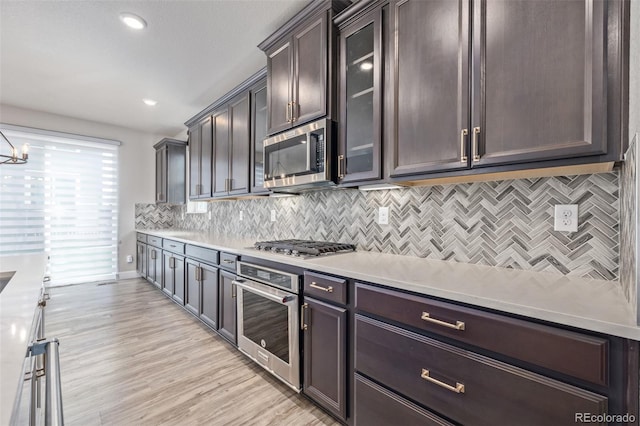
[338,8,382,184]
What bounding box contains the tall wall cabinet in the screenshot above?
[154,138,187,204]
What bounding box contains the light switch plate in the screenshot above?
[270,210,276,222]
[378,206,389,225]
[554,204,578,232]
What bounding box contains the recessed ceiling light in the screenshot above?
[143,99,157,106]
[360,61,373,71]
[120,12,147,30]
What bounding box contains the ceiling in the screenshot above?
[0,0,307,137]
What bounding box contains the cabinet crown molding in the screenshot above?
[258,0,350,52]
[153,138,187,149]
[184,68,267,128]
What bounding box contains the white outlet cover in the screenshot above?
[239,211,244,221]
[208,210,212,220]
[270,210,276,222]
[126,255,133,263]
[554,204,578,232]
[378,206,389,225]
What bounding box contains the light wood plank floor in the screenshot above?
[46,278,338,426]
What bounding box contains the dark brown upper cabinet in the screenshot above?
[154,138,187,204]
[188,117,213,200]
[250,78,269,194]
[259,0,351,136]
[336,3,383,184]
[185,69,267,200]
[387,0,626,179]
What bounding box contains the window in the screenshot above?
[0,124,119,285]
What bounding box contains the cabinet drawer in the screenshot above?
[355,374,453,426]
[147,235,163,248]
[355,315,607,426]
[304,271,347,305]
[219,252,237,271]
[136,233,147,243]
[162,239,185,254]
[355,283,608,386]
[185,245,219,265]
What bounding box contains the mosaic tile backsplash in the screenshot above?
[136,172,620,280]
[620,136,638,307]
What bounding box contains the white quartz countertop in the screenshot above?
[0,254,47,426]
[139,230,640,340]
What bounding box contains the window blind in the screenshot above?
[0,125,119,285]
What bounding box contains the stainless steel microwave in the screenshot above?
[263,118,334,191]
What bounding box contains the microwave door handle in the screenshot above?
[233,280,294,305]
[306,132,311,172]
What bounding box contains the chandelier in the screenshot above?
[0,129,28,165]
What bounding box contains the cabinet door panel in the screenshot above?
[200,263,219,329]
[188,124,201,199]
[200,117,213,197]
[267,41,293,134]
[213,109,230,197]
[136,242,146,276]
[218,270,237,344]
[303,297,347,421]
[230,95,250,195]
[153,250,163,288]
[251,82,269,193]
[473,0,606,166]
[185,260,200,316]
[155,148,165,203]
[162,252,173,296]
[293,14,327,126]
[172,256,185,305]
[389,0,470,176]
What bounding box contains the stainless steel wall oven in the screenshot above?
[234,261,301,391]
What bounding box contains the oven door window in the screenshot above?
[242,290,290,363]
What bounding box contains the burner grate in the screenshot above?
[254,239,356,256]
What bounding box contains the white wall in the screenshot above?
[0,104,165,276]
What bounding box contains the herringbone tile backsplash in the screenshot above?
[136,172,620,280]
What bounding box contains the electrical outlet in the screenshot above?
[270,210,276,222]
[554,204,578,232]
[239,210,244,221]
[378,206,389,225]
[126,255,133,263]
[208,210,212,220]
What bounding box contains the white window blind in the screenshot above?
[0,125,119,285]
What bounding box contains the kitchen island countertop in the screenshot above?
[0,254,47,426]
[137,229,639,340]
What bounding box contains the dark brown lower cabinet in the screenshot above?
[354,374,453,426]
[146,246,162,288]
[163,251,185,304]
[200,263,219,329]
[218,270,237,345]
[185,259,201,316]
[303,297,347,421]
[355,314,608,426]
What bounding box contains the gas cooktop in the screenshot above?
[254,239,356,257]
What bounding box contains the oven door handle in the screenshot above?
[233,280,296,305]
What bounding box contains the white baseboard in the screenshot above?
[117,270,141,280]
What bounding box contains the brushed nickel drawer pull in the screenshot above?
[421,312,465,330]
[222,259,234,264]
[310,282,333,293]
[472,126,481,162]
[460,128,468,162]
[301,303,309,330]
[421,369,465,394]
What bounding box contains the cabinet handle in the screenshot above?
[421,369,465,394]
[169,257,175,269]
[291,101,296,122]
[472,127,481,162]
[309,282,333,293]
[421,312,465,330]
[337,155,345,179]
[231,282,237,298]
[195,266,201,282]
[286,102,291,123]
[460,128,468,162]
[150,249,156,260]
[222,259,234,264]
[301,303,309,330]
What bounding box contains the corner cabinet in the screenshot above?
[259,0,350,135]
[188,117,213,199]
[336,3,383,184]
[154,138,187,204]
[386,0,625,179]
